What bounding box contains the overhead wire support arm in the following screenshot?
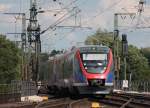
[55,25,92,30]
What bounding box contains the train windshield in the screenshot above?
[82,53,108,74]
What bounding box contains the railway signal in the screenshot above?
[122,34,128,89]
[122,34,128,57]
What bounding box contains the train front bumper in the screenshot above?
[73,82,113,94]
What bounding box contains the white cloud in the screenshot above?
[0,4,10,12]
[0,3,16,24]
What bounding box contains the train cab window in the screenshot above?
[81,53,108,74]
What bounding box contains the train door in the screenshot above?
[53,59,57,84]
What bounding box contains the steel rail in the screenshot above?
[120,98,133,108]
[35,98,69,108]
[35,97,89,108]
[69,98,88,108]
[99,93,150,108]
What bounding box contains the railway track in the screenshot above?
[98,93,150,108]
[35,98,69,108]
[35,93,150,108]
[35,98,89,108]
[69,98,90,108]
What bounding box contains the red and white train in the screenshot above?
[48,45,114,95]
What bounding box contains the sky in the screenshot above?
[0,0,150,52]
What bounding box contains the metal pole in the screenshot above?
[124,57,127,80]
[114,13,120,89]
[21,13,27,80]
[27,0,41,83]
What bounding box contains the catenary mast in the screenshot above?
[27,0,41,82]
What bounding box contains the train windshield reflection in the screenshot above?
[82,53,108,74]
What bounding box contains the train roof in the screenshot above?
[48,45,110,61]
[78,45,109,49]
[77,44,109,48]
[78,45,110,53]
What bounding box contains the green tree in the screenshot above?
[50,50,60,56]
[85,29,114,48]
[85,29,150,81]
[141,47,150,65]
[0,35,21,83]
[127,45,150,80]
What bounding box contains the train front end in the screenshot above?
[74,45,114,95]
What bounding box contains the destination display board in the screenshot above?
[79,46,109,53]
[82,54,107,60]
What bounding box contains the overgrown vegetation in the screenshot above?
[0,35,21,83]
[141,47,150,66]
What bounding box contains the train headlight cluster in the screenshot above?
[100,75,105,79]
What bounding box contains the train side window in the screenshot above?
[64,53,74,77]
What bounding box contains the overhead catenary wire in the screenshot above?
[82,0,124,26]
[55,0,79,15]
[39,0,79,16]
[39,0,94,47]
[42,0,124,36]
[38,0,82,32]
[41,7,81,35]
[38,0,80,34]
[28,0,88,41]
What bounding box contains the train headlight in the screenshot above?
[98,63,102,66]
[100,75,104,79]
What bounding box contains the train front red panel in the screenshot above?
[76,49,113,80]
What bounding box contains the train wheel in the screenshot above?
[60,87,69,97]
[101,94,106,98]
[69,86,80,99]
